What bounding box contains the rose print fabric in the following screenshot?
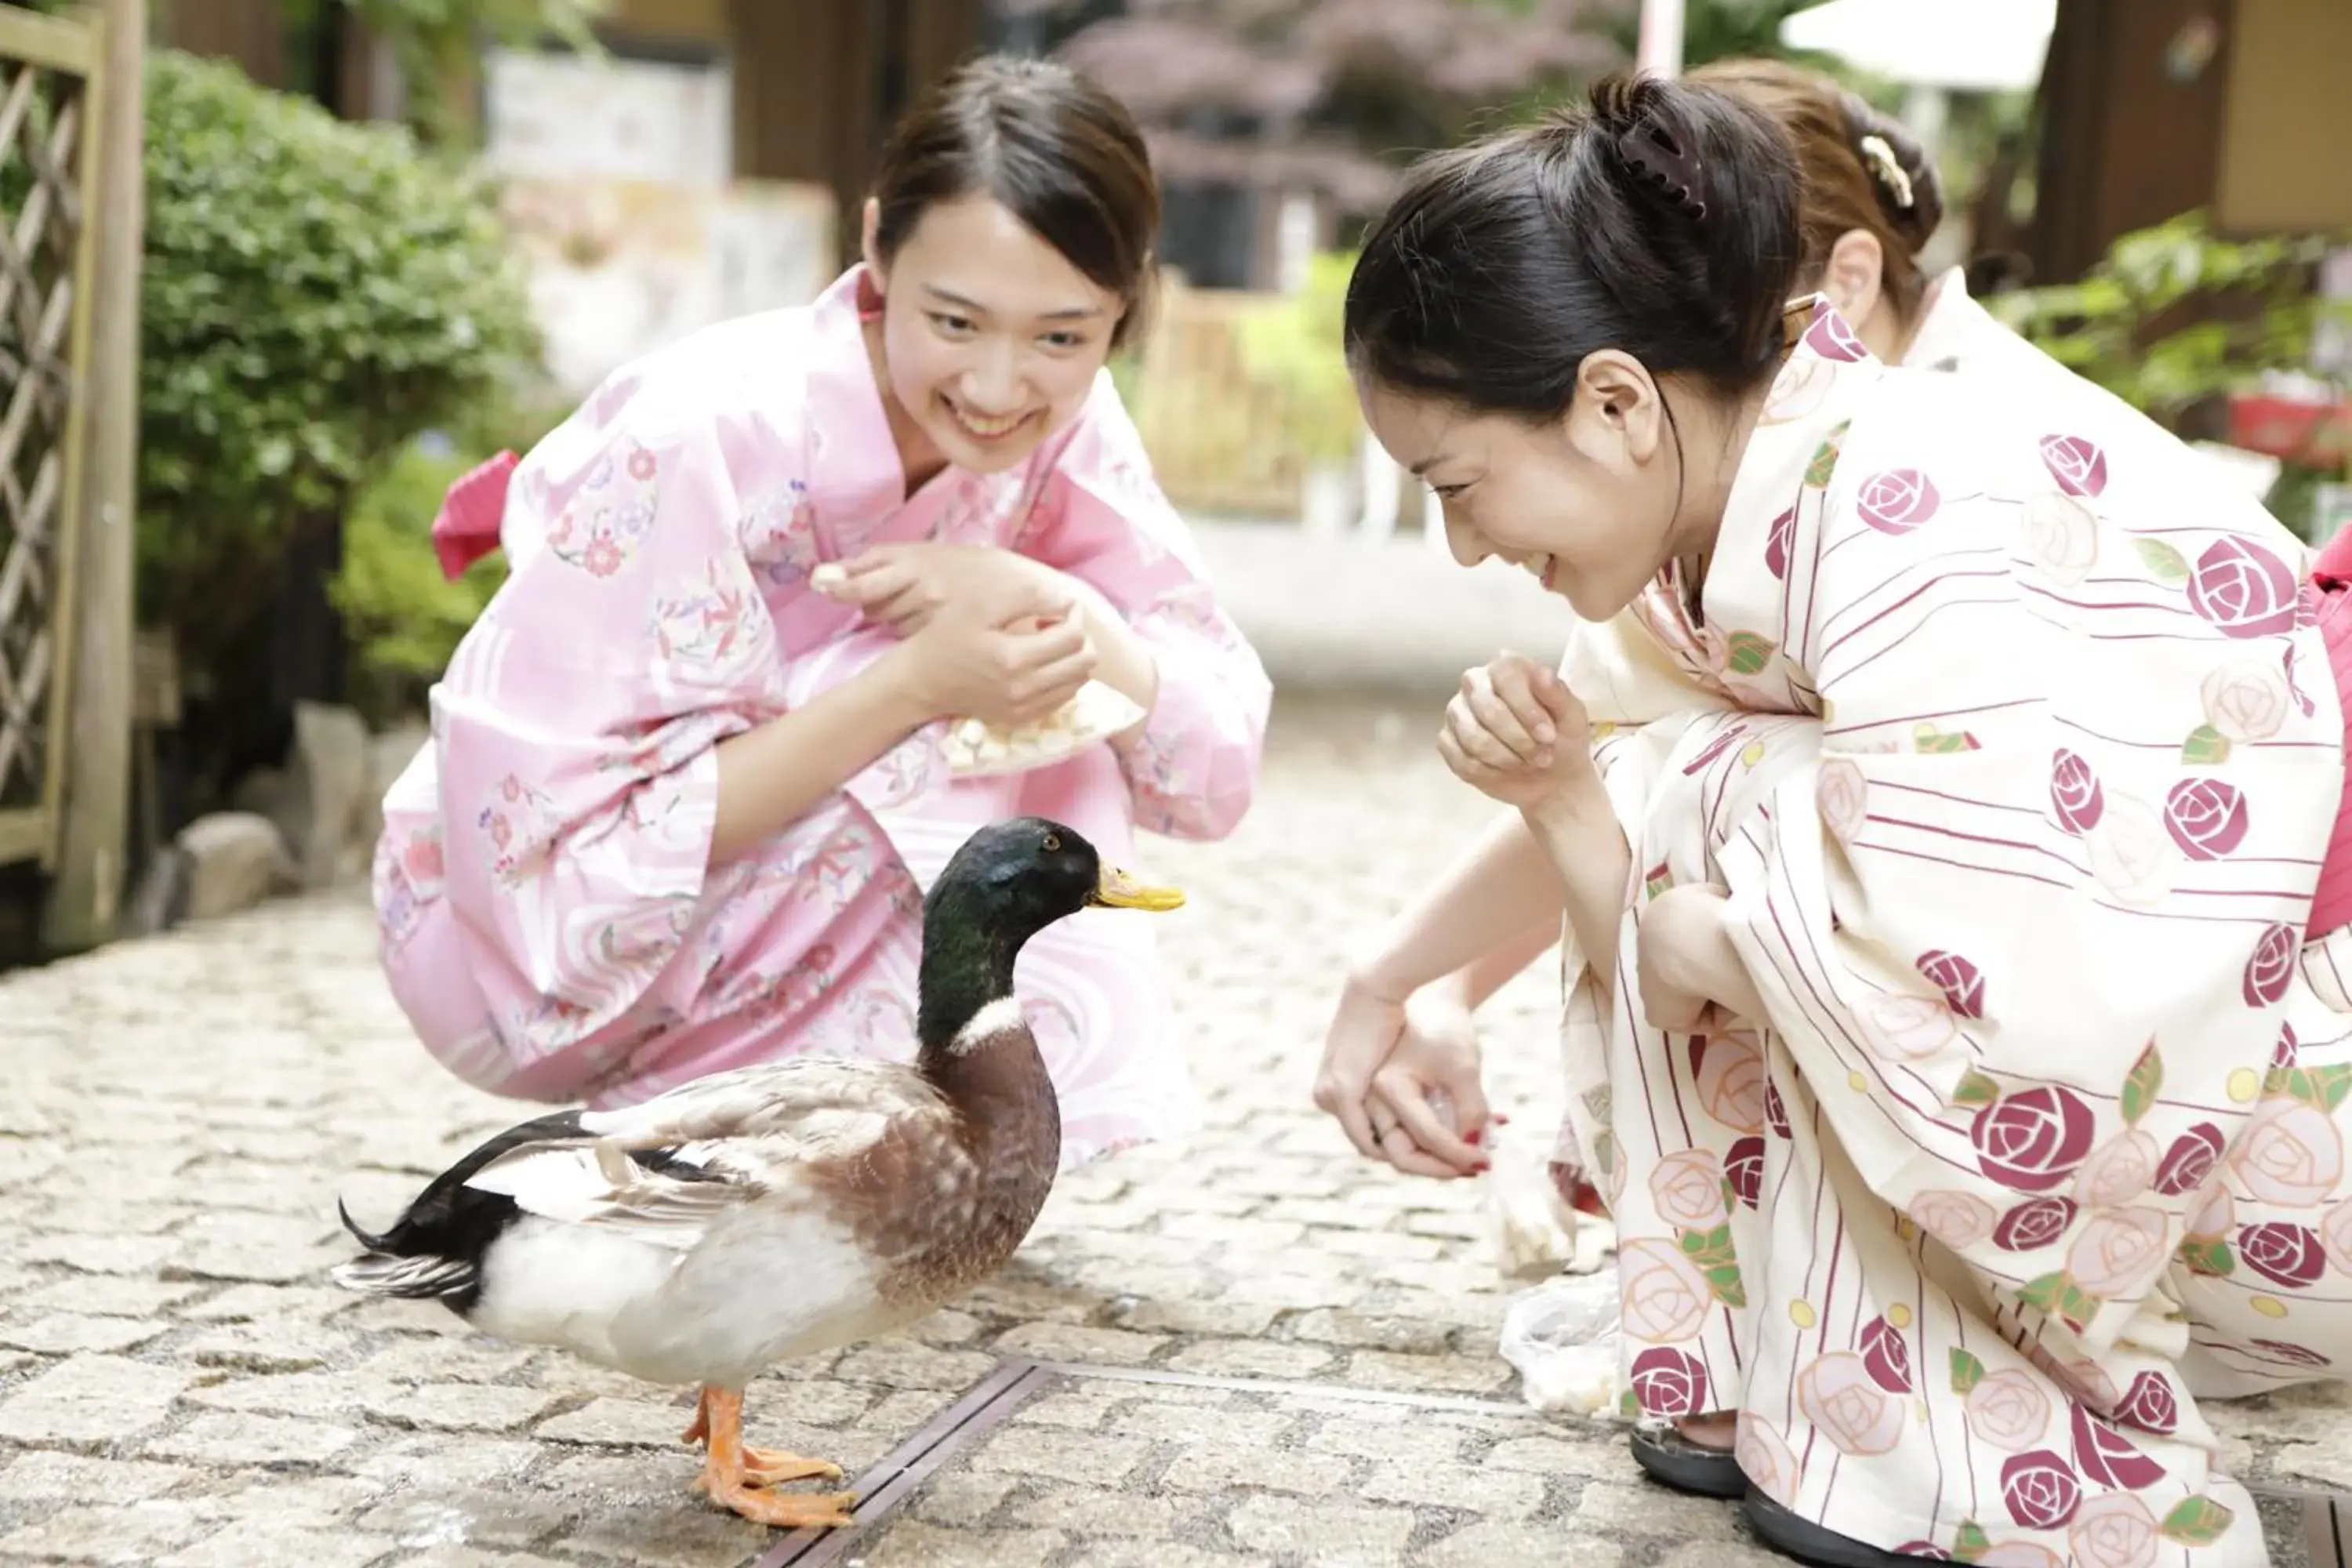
[1552,298,2352,1563]
[371,266,1272,1168]
[1554,266,2313,756]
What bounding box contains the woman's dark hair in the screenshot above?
[870,54,1160,349]
[1345,71,1806,420]
[1690,59,1945,318]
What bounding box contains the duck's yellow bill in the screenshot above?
[1091,866,1185,912]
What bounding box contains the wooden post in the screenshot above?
[41,0,144,955]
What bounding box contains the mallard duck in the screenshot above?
[331,817,1182,1530]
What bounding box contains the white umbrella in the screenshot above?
[1777,0,2056,93]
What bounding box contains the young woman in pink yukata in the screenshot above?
[372,55,1271,1171]
[1323,69,2352,1568]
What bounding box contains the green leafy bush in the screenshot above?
[139,49,542,668]
[1993,209,2347,431]
[1235,250,1363,463]
[328,439,506,727]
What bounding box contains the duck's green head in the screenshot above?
[927,817,1185,946]
[919,819,1183,1052]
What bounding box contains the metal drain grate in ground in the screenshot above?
[742,1357,1541,1568]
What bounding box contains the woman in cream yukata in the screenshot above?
[372,56,1269,1171]
[1329,67,2352,1568]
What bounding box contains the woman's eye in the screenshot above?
[930,313,976,336]
[1430,481,1470,501]
[1041,331,1087,350]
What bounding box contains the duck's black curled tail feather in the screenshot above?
[330,1109,590,1317]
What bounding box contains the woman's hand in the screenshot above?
[819,541,1069,637]
[1314,975,1493,1179]
[1438,653,1596,811]
[877,597,1100,728]
[1637,882,1766,1033]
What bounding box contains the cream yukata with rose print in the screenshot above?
[372,267,1270,1168]
[1550,296,2352,1565]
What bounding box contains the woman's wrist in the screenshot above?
[866,641,949,729]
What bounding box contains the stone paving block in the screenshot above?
[856,1519,1070,1567]
[1343,1348,1515,1396]
[1105,1401,1293,1450]
[532,1397,697,1449]
[0,1312,170,1355]
[1418,1522,1628,1568]
[0,1499,219,1565]
[990,1321,1168,1367]
[174,1283,356,1324]
[909,1470,1022,1527]
[829,1341,997,1390]
[396,1551,585,1568]
[1162,1441,1357,1497]
[0,1450,194,1503]
[350,1437,542,1489]
[1288,1308,1457,1356]
[1069,1547,1276,1568]
[537,1508,770,1568]
[175,1472,384,1524]
[9,1276,204,1318]
[965,1425,1152,1487]
[1167,1338,1339,1381]
[11,1232,181,1275]
[1008,1481,1195,1537]
[174,1323,361,1374]
[354,1487,579,1549]
[1359,1460,1550,1519]
[1112,1298,1283,1338]
[1223,1494,1419,1560]
[141,1410,364,1468]
[532,1452,697,1512]
[1572,1479,1746,1541]
[1308,1417,1486,1471]
[1006,1388,1122,1431]
[1484,1431,1647,1487]
[0,1353,193,1446]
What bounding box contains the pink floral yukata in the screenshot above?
[372,266,1272,1170]
[1552,296,2352,1564]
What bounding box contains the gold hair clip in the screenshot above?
[1857,134,1916,211]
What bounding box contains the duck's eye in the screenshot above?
[1041,833,1062,853]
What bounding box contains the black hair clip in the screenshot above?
[1616,118,1707,223]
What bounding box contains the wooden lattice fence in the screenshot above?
[0,5,102,871]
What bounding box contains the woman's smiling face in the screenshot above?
[1355,350,1687,624]
[865,194,1125,476]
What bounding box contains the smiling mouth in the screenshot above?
[942,397,1037,444]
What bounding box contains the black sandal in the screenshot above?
[1742,1488,1914,1567]
[1628,1425,1744,1498]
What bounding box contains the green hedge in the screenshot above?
[139,49,542,682]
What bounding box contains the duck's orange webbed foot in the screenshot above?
[683,1385,854,1527]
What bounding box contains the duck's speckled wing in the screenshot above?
[579,1057,951,1159]
[458,1057,956,1252]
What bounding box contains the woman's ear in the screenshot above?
[859,198,886,286]
[1571,350,1668,466]
[1823,228,1887,330]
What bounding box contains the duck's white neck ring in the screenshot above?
[944,995,1027,1056]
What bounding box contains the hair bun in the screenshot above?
[1839,93,1945,248]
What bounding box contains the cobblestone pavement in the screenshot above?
[4,695,2347,1568]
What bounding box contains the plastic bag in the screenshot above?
[1498,1267,1623,1417]
[1483,1130,1611,1279]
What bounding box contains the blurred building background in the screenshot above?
[3,0,2351,964]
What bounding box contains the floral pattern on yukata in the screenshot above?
[1555,298,2350,1564]
[371,265,1272,1168]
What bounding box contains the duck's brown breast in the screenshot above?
[811,1036,1061,1308]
